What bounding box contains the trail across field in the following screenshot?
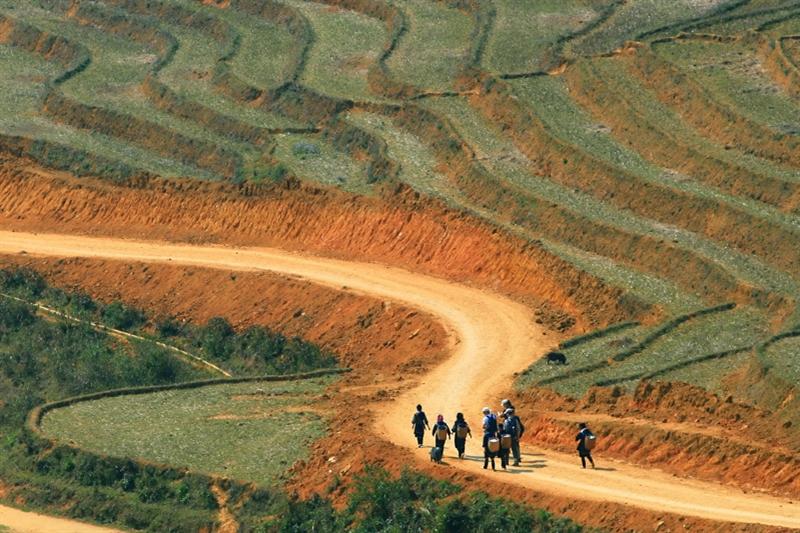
[0,230,798,529]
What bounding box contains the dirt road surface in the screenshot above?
[0,230,798,529]
[0,504,122,533]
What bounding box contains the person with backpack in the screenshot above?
[505,407,524,466]
[575,422,596,469]
[451,412,471,459]
[411,404,430,448]
[481,407,498,470]
[498,412,514,470]
[432,414,451,451]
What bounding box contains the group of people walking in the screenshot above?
[412,400,596,470]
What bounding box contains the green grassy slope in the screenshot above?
[0,0,798,416]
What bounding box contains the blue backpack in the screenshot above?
[484,413,497,433]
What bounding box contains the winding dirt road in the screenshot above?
[0,230,799,530]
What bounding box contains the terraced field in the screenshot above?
[41,377,335,486]
[2,3,800,528]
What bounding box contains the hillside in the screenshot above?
[0,0,799,531]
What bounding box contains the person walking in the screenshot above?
[481,407,498,470]
[498,412,514,469]
[505,407,524,466]
[411,404,430,448]
[432,414,451,451]
[575,422,596,469]
[451,412,471,459]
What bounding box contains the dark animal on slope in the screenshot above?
[546,351,567,365]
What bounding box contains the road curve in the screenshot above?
[0,230,798,529]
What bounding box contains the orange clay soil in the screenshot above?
[0,154,649,331]
[0,255,446,378]
[0,232,798,532]
[8,254,800,521]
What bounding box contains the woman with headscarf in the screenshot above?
[432,414,451,451]
[451,412,471,459]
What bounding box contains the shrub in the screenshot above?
[155,315,184,337]
[195,316,235,360]
[0,299,36,330]
[0,268,46,298]
[101,301,146,331]
[266,467,589,532]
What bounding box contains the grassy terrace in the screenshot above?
[655,39,800,135]
[421,96,706,313]
[345,109,453,197]
[158,18,299,129]
[0,41,207,178]
[217,2,297,91]
[273,132,372,193]
[540,240,703,314]
[484,0,607,73]
[5,3,253,177]
[421,96,800,310]
[282,0,387,102]
[41,377,335,485]
[701,0,800,35]
[567,0,740,56]
[508,76,800,280]
[576,56,800,189]
[519,306,768,398]
[386,0,473,91]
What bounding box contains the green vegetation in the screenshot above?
[656,39,800,132]
[0,267,338,378]
[485,0,605,73]
[568,0,738,56]
[518,306,768,398]
[277,467,589,532]
[215,3,297,91]
[0,288,203,429]
[345,110,452,198]
[42,378,333,485]
[0,267,339,530]
[284,0,386,101]
[386,0,473,91]
[0,0,799,462]
[273,132,372,193]
[761,335,800,383]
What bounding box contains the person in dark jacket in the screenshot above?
[481,407,497,470]
[451,412,471,459]
[505,407,524,466]
[432,414,451,451]
[411,404,430,448]
[575,422,595,469]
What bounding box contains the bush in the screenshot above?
[0,299,36,330]
[155,315,184,337]
[101,301,146,331]
[267,467,589,533]
[0,268,46,298]
[196,316,235,360]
